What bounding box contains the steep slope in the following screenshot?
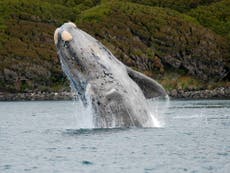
[0,0,78,92]
[128,0,222,12]
[77,1,229,89]
[0,0,229,93]
[188,0,230,38]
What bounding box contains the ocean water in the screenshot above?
[0,100,230,173]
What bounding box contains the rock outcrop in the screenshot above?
[0,87,229,101]
[0,91,74,101]
[169,87,230,99]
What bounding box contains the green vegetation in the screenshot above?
[128,0,222,12]
[0,0,229,93]
[188,0,230,38]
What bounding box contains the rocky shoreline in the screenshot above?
[0,91,75,101]
[169,87,230,99]
[0,87,229,101]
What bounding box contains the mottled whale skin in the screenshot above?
[54,22,167,128]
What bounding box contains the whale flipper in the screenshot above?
[127,67,167,99]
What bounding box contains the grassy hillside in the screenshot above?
[188,0,230,38]
[129,0,229,38]
[0,0,78,92]
[128,0,222,12]
[77,1,229,90]
[0,0,229,93]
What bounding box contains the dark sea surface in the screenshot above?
[0,100,230,173]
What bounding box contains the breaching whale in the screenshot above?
[54,22,167,128]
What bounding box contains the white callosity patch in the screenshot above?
[67,21,77,28]
[54,28,60,45]
[61,31,73,42]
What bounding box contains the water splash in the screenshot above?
[63,57,169,129]
[150,112,162,127]
[71,84,95,129]
[71,87,170,129]
[70,80,169,129]
[147,95,170,128]
[60,58,94,129]
[72,101,94,129]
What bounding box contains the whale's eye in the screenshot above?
[64,41,70,48]
[54,28,60,45]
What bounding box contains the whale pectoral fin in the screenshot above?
[127,67,167,99]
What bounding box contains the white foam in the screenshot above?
[147,97,170,128]
[150,112,162,127]
[75,84,95,129]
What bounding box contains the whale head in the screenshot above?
[54,22,95,103]
[54,22,118,84]
[54,22,87,78]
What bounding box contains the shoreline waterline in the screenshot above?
[0,87,229,101]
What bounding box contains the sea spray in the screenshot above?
[147,96,170,127]
[68,72,169,129]
[70,78,169,129]
[71,85,95,129]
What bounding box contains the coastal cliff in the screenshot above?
[0,0,229,99]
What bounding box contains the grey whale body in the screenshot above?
[54,22,167,128]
